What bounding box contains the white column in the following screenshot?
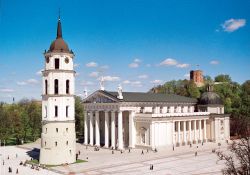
[214,118,219,142]
[172,121,175,146]
[95,111,100,146]
[189,120,192,144]
[199,120,202,142]
[183,121,187,145]
[151,122,155,148]
[111,111,116,148]
[84,111,88,145]
[129,111,136,148]
[204,119,207,142]
[194,120,197,143]
[89,111,94,145]
[177,121,181,145]
[104,111,109,148]
[118,111,123,150]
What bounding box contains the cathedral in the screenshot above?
[39,16,230,165]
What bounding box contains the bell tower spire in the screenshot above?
[56,9,62,39]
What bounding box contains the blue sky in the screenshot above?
[0,0,249,102]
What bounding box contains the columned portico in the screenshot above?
[118,111,123,150]
[104,111,109,148]
[89,111,94,146]
[95,111,100,146]
[84,111,88,145]
[129,111,136,148]
[111,111,116,148]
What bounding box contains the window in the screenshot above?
[46,128,47,133]
[55,106,58,117]
[55,58,59,69]
[45,106,47,118]
[45,80,48,94]
[66,141,68,145]
[54,79,58,94]
[66,80,70,94]
[66,128,68,132]
[45,141,46,146]
[55,141,57,147]
[66,106,69,117]
[70,150,72,155]
[56,128,58,133]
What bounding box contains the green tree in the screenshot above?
[75,96,84,138]
[215,74,232,83]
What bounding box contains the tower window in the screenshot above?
[45,141,46,146]
[55,58,59,69]
[45,80,48,94]
[56,128,58,133]
[54,79,58,94]
[66,106,69,117]
[45,106,47,118]
[66,128,68,132]
[55,106,58,117]
[66,80,70,94]
[46,128,47,133]
[55,141,57,147]
[66,141,68,145]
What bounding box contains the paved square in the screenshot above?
[0,141,227,175]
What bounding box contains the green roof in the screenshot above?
[103,91,197,103]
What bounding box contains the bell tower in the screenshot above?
[39,16,76,165]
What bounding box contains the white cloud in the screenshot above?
[146,64,151,67]
[159,58,178,66]
[176,63,190,68]
[0,88,14,93]
[122,80,142,87]
[150,80,162,84]
[222,18,246,32]
[17,81,27,86]
[36,69,43,76]
[81,81,94,86]
[210,60,219,65]
[138,74,148,79]
[134,58,141,63]
[27,79,39,84]
[129,62,139,68]
[17,79,39,86]
[89,71,99,78]
[86,62,98,67]
[102,76,120,82]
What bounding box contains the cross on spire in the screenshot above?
[56,9,62,39]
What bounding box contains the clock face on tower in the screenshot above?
[65,57,69,64]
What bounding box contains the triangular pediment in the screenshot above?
[84,90,119,103]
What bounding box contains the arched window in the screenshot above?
[54,79,58,94]
[66,128,68,132]
[45,141,46,146]
[66,141,68,145]
[55,141,57,147]
[56,128,58,133]
[66,80,70,94]
[45,80,48,94]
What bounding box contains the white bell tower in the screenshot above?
[39,16,76,165]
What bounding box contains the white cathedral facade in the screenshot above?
[39,16,230,165]
[83,88,230,150]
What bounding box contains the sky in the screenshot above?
[0,0,249,103]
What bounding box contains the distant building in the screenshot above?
[190,70,204,87]
[39,17,76,165]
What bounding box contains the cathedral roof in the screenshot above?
[48,18,70,53]
[199,85,223,105]
[102,91,197,103]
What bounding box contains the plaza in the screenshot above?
[0,141,228,175]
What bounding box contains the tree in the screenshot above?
[75,96,84,138]
[215,74,232,83]
[187,80,200,98]
[27,101,41,141]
